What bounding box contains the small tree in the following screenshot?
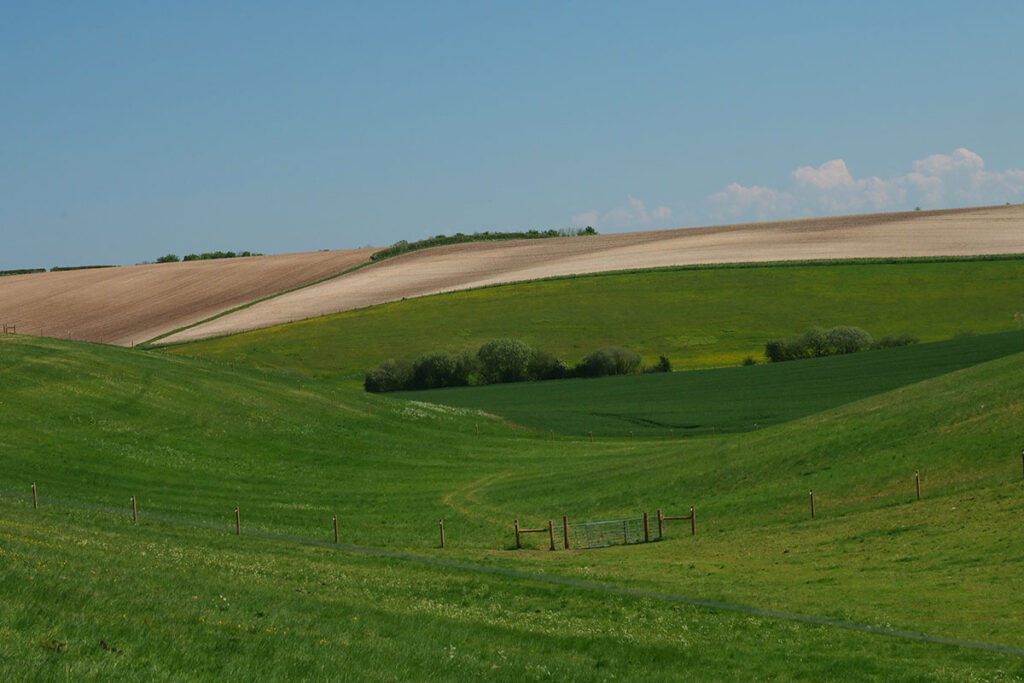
[364,359,413,393]
[826,326,873,354]
[799,327,829,357]
[576,347,642,378]
[156,254,180,263]
[478,338,535,384]
[527,350,568,381]
[411,351,475,389]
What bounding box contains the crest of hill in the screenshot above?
[159,204,1024,345]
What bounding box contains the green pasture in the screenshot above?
[161,257,1024,383]
[396,329,1024,437]
[2,334,1024,678]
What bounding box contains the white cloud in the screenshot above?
[708,183,795,222]
[913,147,984,176]
[572,195,673,230]
[793,158,854,190]
[705,148,1024,222]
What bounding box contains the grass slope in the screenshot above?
[2,335,1024,678]
[162,258,1024,382]
[396,329,1024,437]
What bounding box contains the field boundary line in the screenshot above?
[140,259,376,348]
[3,489,1023,658]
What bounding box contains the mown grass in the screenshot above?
[395,329,1024,437]
[3,334,1024,678]
[161,257,1024,383]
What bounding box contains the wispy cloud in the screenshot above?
[571,195,673,230]
[707,148,1024,222]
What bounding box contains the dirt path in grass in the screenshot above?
[0,249,374,347]
[158,204,1024,345]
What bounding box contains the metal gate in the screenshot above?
[563,517,645,549]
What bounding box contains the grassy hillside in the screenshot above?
[395,329,1024,437]
[161,257,1024,382]
[3,335,1024,678]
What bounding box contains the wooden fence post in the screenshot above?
[475,423,479,436]
[690,506,696,536]
[915,470,921,500]
[643,511,650,542]
[131,495,138,524]
[333,515,339,544]
[563,515,570,550]
[657,508,664,538]
[235,507,241,536]
[809,490,815,518]
[589,431,593,442]
[439,519,445,548]
[630,431,634,441]
[32,482,37,509]
[514,519,521,549]
[547,520,555,551]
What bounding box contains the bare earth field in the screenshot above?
[2,205,1021,347]
[0,249,374,346]
[157,204,1024,345]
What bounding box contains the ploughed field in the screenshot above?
[158,204,1024,344]
[0,248,374,347]
[2,204,1022,348]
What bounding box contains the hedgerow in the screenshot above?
[364,336,662,392]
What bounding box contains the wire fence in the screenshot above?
[564,517,645,549]
[4,487,1023,658]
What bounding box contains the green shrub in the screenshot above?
[646,355,672,373]
[799,327,829,357]
[767,325,875,361]
[478,338,535,384]
[764,336,807,362]
[826,326,873,354]
[575,347,642,378]
[411,351,475,389]
[873,334,919,349]
[364,359,413,393]
[0,268,45,277]
[369,228,598,262]
[156,254,180,263]
[527,350,569,381]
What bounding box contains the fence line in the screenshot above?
[3,487,1022,658]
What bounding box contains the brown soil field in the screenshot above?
[3,205,1021,348]
[158,204,1024,345]
[0,249,374,347]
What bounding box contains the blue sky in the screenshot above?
[3,1,1023,269]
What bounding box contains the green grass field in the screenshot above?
[395,329,1024,437]
[3,333,1024,679]
[161,257,1024,383]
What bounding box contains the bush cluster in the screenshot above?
[365,337,666,393]
[369,227,597,262]
[49,265,115,272]
[155,251,261,263]
[765,326,917,362]
[0,268,46,277]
